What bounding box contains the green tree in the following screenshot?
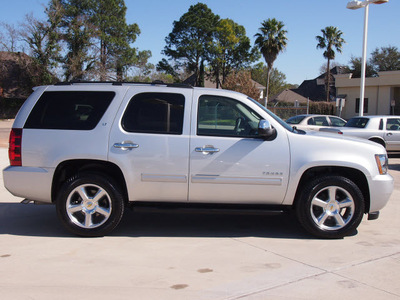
[316,26,345,101]
[20,11,62,83]
[208,18,258,88]
[347,56,376,78]
[370,45,400,72]
[133,50,154,81]
[160,3,219,87]
[254,18,288,106]
[223,70,260,100]
[250,63,296,99]
[93,0,140,81]
[49,0,96,80]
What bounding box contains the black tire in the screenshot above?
[56,173,125,237]
[296,175,365,239]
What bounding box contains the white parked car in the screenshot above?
[286,114,346,131]
[2,82,393,238]
[320,115,400,151]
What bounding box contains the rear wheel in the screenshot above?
[56,173,125,237]
[296,175,365,239]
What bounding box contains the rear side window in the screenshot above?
[25,91,115,130]
[122,93,185,134]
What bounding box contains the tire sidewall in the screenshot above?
[56,173,125,237]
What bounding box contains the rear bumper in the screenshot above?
[3,166,54,203]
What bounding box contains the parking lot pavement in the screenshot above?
[1,146,400,300]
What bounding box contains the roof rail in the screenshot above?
[54,80,193,89]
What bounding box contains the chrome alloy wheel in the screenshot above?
[310,185,355,231]
[66,184,112,229]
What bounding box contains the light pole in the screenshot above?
[346,0,389,116]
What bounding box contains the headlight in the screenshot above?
[375,154,388,175]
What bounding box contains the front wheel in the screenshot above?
[56,173,125,237]
[296,176,365,239]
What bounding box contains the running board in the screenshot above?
[130,202,290,216]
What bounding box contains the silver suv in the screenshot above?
[2,82,394,238]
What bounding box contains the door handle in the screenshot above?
[387,133,393,136]
[195,146,220,154]
[113,143,139,150]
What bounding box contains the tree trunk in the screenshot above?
[265,66,271,107]
[198,59,205,87]
[100,40,106,81]
[116,60,123,82]
[326,58,331,102]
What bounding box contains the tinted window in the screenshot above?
[329,117,346,127]
[345,117,369,128]
[386,118,400,131]
[313,116,329,126]
[25,91,115,130]
[286,115,306,124]
[197,95,261,137]
[356,98,369,114]
[122,93,185,134]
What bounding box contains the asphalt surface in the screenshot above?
[0,122,399,299]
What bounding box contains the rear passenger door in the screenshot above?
[108,87,193,202]
[384,117,400,151]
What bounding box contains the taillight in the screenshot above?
[9,128,22,166]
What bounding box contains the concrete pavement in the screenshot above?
[0,146,400,299]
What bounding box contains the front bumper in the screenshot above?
[368,173,393,213]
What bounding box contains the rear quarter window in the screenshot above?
[24,91,115,130]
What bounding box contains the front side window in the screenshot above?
[122,93,185,134]
[197,95,261,137]
[25,91,115,130]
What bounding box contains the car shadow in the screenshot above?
[0,203,312,239]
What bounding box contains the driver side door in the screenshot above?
[189,92,290,204]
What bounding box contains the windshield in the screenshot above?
[345,117,369,128]
[248,97,295,132]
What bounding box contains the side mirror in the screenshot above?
[258,119,276,140]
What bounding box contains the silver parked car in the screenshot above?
[320,115,400,151]
[2,83,393,238]
[286,114,347,131]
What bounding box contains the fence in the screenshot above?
[269,107,308,120]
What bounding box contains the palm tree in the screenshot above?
[316,26,345,102]
[254,18,288,106]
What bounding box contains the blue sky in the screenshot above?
[1,0,399,84]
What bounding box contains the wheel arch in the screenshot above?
[293,166,370,213]
[368,137,386,148]
[52,159,128,204]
